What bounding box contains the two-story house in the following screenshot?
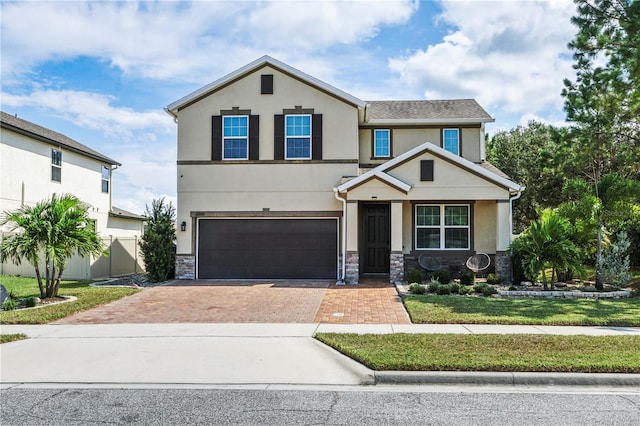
[0,111,145,279]
[167,56,523,284]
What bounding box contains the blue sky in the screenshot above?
[0,0,578,214]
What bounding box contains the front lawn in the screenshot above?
[404,295,640,326]
[0,333,27,344]
[0,275,139,324]
[315,333,640,373]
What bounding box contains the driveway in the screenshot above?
[54,278,410,324]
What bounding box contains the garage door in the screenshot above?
[197,218,338,279]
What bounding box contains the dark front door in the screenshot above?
[361,203,390,274]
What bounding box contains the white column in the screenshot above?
[391,201,403,252]
[496,200,511,251]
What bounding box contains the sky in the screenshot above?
[0,0,579,215]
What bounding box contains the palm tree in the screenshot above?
[1,194,105,298]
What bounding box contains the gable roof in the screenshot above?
[336,142,522,194]
[0,111,120,166]
[166,55,367,116]
[365,100,494,125]
[109,206,146,221]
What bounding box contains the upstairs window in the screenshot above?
[51,149,62,182]
[443,128,460,155]
[223,115,249,160]
[415,204,469,250]
[373,129,391,158]
[285,114,311,159]
[101,166,110,193]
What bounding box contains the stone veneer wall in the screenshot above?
[175,254,195,280]
[390,252,404,283]
[345,251,359,284]
[495,251,512,285]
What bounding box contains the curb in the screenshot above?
[374,371,640,387]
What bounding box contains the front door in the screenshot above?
[361,203,390,274]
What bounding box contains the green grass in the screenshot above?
[404,295,640,326]
[0,275,139,324]
[315,333,640,373]
[0,333,27,344]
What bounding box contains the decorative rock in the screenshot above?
[0,284,9,304]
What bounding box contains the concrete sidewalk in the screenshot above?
[2,323,639,388]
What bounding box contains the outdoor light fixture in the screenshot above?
[180,221,186,232]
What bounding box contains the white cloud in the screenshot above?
[388,0,577,115]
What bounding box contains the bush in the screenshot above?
[473,283,487,294]
[458,286,473,295]
[486,273,502,285]
[436,285,451,295]
[2,298,17,311]
[406,269,423,284]
[460,270,475,286]
[409,283,425,295]
[25,296,38,308]
[428,280,441,293]
[432,268,451,284]
[449,282,460,294]
[474,282,498,296]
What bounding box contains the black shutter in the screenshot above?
[211,115,222,161]
[249,115,259,160]
[261,74,273,94]
[420,160,434,181]
[274,114,284,160]
[312,114,322,160]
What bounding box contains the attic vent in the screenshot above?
[420,160,434,181]
[261,74,273,94]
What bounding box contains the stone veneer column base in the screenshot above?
[495,251,512,285]
[389,252,404,284]
[175,254,196,280]
[345,251,359,284]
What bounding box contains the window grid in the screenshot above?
[285,114,311,159]
[373,129,390,157]
[223,115,249,160]
[51,149,62,182]
[443,128,460,155]
[415,204,469,250]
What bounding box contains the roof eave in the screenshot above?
[364,117,495,125]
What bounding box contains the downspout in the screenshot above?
[333,188,347,285]
[508,187,524,243]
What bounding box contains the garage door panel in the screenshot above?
[198,219,337,279]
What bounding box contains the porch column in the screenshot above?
[495,200,512,284]
[390,201,404,283]
[345,201,359,284]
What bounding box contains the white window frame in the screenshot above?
[101,165,110,193]
[285,114,312,160]
[415,204,470,250]
[51,149,62,182]
[373,129,391,158]
[222,115,249,160]
[443,128,460,156]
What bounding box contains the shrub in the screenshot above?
[25,296,38,308]
[432,268,451,284]
[139,198,176,283]
[436,285,451,295]
[428,280,441,293]
[449,282,460,294]
[458,286,473,295]
[406,269,423,284]
[460,270,475,286]
[482,285,498,297]
[597,231,632,287]
[409,283,425,295]
[2,298,17,311]
[486,273,502,285]
[473,282,487,294]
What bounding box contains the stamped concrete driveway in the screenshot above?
[54,279,410,324]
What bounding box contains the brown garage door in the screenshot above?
[197,218,338,279]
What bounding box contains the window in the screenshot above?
[443,128,460,155]
[285,114,311,159]
[51,149,62,182]
[415,204,469,249]
[223,115,249,159]
[373,129,390,158]
[101,166,110,193]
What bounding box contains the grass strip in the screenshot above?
[404,295,640,326]
[315,333,640,373]
[0,275,138,324]
[0,333,27,344]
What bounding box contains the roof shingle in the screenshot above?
[366,99,493,121]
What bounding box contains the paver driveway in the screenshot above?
[54,278,410,324]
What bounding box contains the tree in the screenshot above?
[139,198,176,283]
[1,194,105,298]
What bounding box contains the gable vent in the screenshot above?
[261,74,273,94]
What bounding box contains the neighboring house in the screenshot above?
[0,111,145,279]
[166,56,523,284]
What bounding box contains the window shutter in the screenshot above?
[312,114,322,160]
[274,114,284,160]
[249,115,259,160]
[420,160,434,181]
[211,115,222,161]
[261,74,273,94]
